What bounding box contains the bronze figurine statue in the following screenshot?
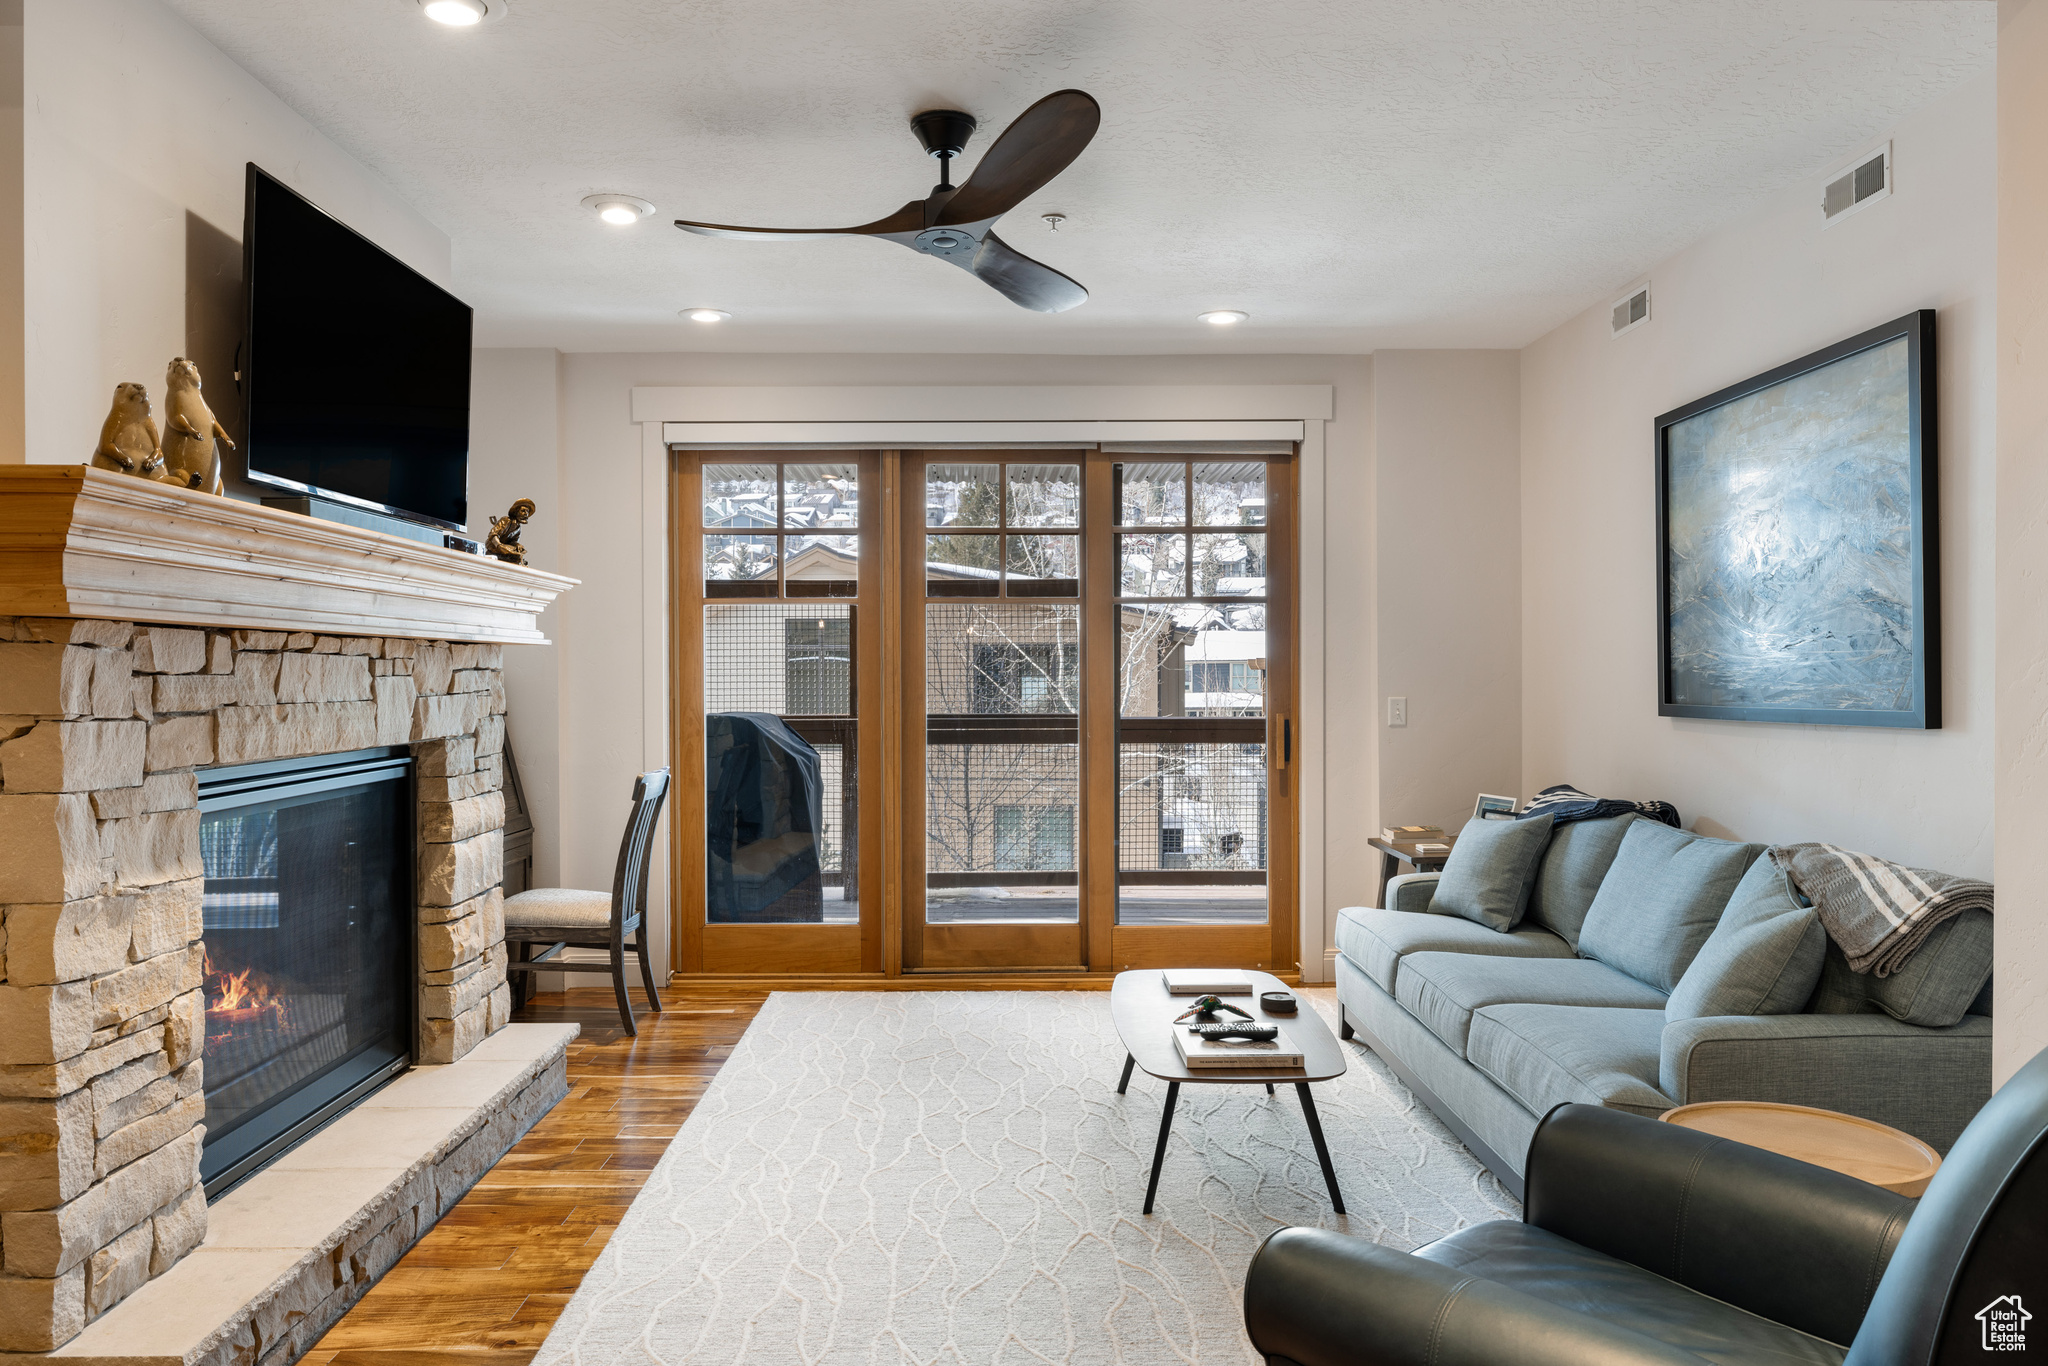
[159,357,234,495]
[92,382,165,479]
[487,498,536,565]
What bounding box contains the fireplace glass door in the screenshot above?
[197,747,414,1194]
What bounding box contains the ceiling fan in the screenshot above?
[675,89,1100,313]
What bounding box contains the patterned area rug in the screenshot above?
[535,989,1518,1365]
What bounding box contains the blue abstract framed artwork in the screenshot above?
[1656,310,1939,728]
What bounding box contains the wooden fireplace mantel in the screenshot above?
[0,465,575,643]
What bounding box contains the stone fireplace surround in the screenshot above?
[0,617,528,1352]
[0,465,583,1360]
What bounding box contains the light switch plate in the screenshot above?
[1387,696,1407,727]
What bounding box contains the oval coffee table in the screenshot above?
[1111,969,1348,1214]
[1659,1100,1942,1196]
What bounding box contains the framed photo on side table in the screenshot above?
[1473,794,1518,821]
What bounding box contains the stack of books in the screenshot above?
[1174,1023,1304,1069]
[1382,824,1445,844]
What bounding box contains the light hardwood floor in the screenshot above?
[303,986,768,1366]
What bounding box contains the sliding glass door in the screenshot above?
[672,447,1295,977]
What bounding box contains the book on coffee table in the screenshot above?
[1173,1024,1304,1069]
[1161,969,1254,995]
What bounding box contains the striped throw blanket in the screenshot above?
[1770,843,1994,978]
[1517,784,1681,830]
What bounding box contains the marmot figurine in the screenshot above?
[160,357,234,495]
[92,382,165,479]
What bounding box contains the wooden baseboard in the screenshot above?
[662,970,1303,993]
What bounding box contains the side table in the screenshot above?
[1659,1100,1941,1197]
[1367,836,1457,909]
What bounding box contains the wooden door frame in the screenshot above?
[670,451,885,976]
[1098,453,1299,974]
[898,451,1090,971]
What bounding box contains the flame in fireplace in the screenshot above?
[204,945,291,1039]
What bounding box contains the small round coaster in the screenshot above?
[1260,991,1298,1014]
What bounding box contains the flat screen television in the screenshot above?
[242,164,472,532]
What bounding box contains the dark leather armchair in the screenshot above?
[1245,1044,2048,1366]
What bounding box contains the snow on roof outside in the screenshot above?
[1185,631,1266,661]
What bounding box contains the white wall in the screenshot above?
[1374,351,1522,834]
[472,349,565,887]
[18,0,449,474]
[1519,72,1994,885]
[1996,0,2048,1086]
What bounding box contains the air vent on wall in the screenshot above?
[1611,285,1649,337]
[1823,142,1890,224]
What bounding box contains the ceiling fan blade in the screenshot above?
[675,201,925,241]
[970,231,1087,313]
[937,89,1100,227]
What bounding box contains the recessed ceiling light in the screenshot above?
[420,0,486,24]
[581,194,656,226]
[1198,310,1249,326]
[684,308,732,323]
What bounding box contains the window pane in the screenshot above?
[1194,461,1267,526]
[1005,534,1079,597]
[786,534,858,598]
[1007,464,1080,527]
[1115,462,1186,525]
[703,604,854,926]
[704,534,778,597]
[928,602,1080,715]
[704,463,778,528]
[1193,532,1266,597]
[927,602,1079,923]
[1121,607,1266,718]
[784,463,858,529]
[1118,531,1186,597]
[926,534,1001,597]
[927,463,1000,527]
[704,603,850,713]
[1118,741,1267,925]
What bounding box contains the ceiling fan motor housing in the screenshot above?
[913,227,980,260]
[911,108,978,159]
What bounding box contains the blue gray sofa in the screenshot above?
[1334,813,1993,1198]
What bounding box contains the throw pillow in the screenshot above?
[1666,858,1827,1020]
[1426,813,1556,932]
[1577,821,1768,991]
[1807,907,1993,1028]
[1525,813,1641,950]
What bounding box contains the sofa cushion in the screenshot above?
[1807,907,1993,1028]
[1525,814,1640,950]
[1576,822,1767,991]
[1334,905,1576,995]
[1466,1004,1672,1119]
[1666,859,1828,1021]
[1427,812,1557,931]
[1396,953,1669,1055]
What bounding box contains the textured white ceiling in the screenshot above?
[162,0,1994,354]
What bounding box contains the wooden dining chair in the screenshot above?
[503,768,670,1035]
